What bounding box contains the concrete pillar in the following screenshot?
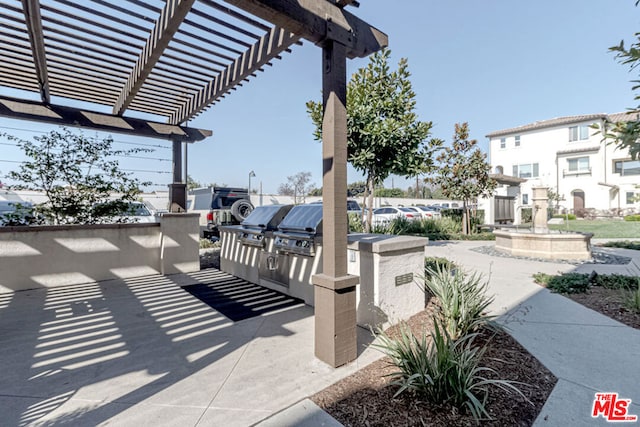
[532,186,549,233]
[160,213,200,274]
[169,137,187,212]
[312,40,359,368]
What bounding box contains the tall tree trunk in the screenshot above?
[365,175,375,233]
[462,200,469,235]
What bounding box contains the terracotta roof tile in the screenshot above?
[486,114,607,138]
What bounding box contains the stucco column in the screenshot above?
[312,40,359,367]
[169,136,187,212]
[532,186,549,233]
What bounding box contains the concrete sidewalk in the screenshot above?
[424,240,640,427]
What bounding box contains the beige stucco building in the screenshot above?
[487,112,640,214]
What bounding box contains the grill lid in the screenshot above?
[277,204,323,235]
[241,204,293,231]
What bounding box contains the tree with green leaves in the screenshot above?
[605,2,640,158]
[3,128,150,225]
[428,123,496,234]
[307,48,441,232]
[374,187,404,198]
[187,174,201,190]
[347,181,367,197]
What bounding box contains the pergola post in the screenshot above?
[312,40,359,368]
[169,136,187,212]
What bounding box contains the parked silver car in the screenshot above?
[371,206,419,226]
[414,205,442,219]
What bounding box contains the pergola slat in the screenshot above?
[113,0,197,115]
[20,0,49,103]
[171,26,300,124]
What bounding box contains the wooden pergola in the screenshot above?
[0,0,387,367]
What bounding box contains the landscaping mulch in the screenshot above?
[311,301,557,427]
[563,286,640,330]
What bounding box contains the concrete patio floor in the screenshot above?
[0,269,382,427]
[3,240,640,426]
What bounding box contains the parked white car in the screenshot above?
[372,206,419,226]
[414,205,442,219]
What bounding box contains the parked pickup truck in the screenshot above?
[190,187,254,239]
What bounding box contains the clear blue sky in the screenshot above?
[1,1,639,194]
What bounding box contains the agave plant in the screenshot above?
[374,319,529,422]
[423,265,497,340]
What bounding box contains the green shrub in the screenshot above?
[348,212,364,233]
[423,265,496,340]
[552,214,576,220]
[601,240,640,251]
[199,238,219,249]
[457,232,496,241]
[387,216,417,235]
[624,214,640,222]
[374,216,495,240]
[533,272,590,293]
[532,272,553,286]
[594,274,640,290]
[425,257,456,278]
[534,272,639,293]
[623,287,640,313]
[435,217,463,234]
[520,207,532,224]
[374,321,527,422]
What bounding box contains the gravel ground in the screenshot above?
[470,245,631,265]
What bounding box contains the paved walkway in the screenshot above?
[423,240,640,427]
[1,241,639,426]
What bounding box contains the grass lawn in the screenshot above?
[548,219,640,238]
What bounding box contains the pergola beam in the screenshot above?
[0,95,211,143]
[170,26,300,124]
[20,0,50,104]
[113,0,196,116]
[225,0,388,59]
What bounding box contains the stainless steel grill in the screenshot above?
[238,205,293,248]
[274,204,323,256]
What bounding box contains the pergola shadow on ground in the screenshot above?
[0,269,381,426]
[0,1,388,367]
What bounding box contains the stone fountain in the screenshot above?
[493,186,593,261]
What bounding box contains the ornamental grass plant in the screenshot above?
[423,265,496,339]
[374,264,528,423]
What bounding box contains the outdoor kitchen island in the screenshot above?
[220,205,428,330]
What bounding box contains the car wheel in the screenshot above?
[231,200,254,222]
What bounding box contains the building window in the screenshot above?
[500,138,506,149]
[614,159,640,176]
[522,194,529,205]
[569,125,590,142]
[495,165,504,174]
[515,135,521,147]
[513,163,539,178]
[567,157,590,172]
[627,192,636,204]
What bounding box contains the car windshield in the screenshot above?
[128,204,151,216]
[399,207,414,213]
